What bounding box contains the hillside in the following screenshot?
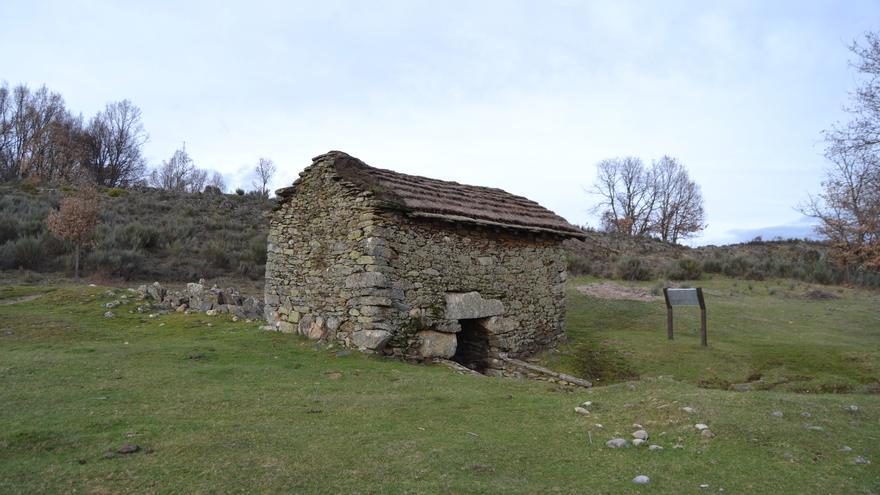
[0,183,272,282]
[3,181,877,288]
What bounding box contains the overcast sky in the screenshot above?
[3,0,878,245]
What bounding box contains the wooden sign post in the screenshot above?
[662,287,707,347]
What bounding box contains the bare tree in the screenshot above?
[651,156,706,243]
[84,100,148,187]
[252,157,276,197]
[592,156,656,236]
[207,170,226,192]
[801,149,880,268]
[149,146,196,192]
[187,168,208,193]
[806,31,880,269]
[47,187,100,279]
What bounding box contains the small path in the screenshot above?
[576,282,659,302]
[0,294,45,305]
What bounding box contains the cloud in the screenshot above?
[722,216,821,244]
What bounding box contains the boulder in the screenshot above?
[632,430,649,440]
[605,438,628,448]
[417,330,457,358]
[482,316,517,335]
[350,330,392,351]
[444,292,505,320]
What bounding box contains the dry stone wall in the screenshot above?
[380,215,568,363]
[265,159,569,370]
[264,161,395,348]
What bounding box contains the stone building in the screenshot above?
[264,151,586,372]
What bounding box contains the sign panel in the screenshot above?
[665,288,701,307]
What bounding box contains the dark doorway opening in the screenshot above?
[452,319,490,372]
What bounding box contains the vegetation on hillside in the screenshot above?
[0,183,270,281]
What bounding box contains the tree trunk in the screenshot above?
[74,244,80,280]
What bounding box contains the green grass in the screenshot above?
[1,282,879,493]
[550,276,880,394]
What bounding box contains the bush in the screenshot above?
[0,215,19,244]
[247,234,267,265]
[203,240,230,270]
[116,223,163,251]
[722,256,752,277]
[616,256,653,281]
[106,188,128,197]
[87,248,145,280]
[665,258,702,280]
[566,253,592,276]
[702,258,723,273]
[0,236,46,270]
[235,188,245,196]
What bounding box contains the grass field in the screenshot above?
[1,279,879,494]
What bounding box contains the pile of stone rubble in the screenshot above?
[133,280,264,320]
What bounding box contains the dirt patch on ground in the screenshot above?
[576,282,659,302]
[0,294,44,305]
[804,289,841,300]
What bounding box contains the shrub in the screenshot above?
[106,188,127,197]
[0,215,19,244]
[247,234,267,265]
[566,253,592,276]
[666,258,702,280]
[616,256,653,281]
[116,223,163,251]
[702,258,724,273]
[0,236,46,270]
[87,248,145,280]
[203,240,230,270]
[235,188,245,196]
[722,256,752,277]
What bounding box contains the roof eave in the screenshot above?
[408,211,588,239]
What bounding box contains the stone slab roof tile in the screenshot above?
[287,151,586,238]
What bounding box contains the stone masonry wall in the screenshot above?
[265,160,569,368]
[264,161,398,350]
[379,214,568,364]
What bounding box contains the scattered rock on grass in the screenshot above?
[574,406,590,415]
[103,311,114,318]
[632,475,650,485]
[854,456,870,465]
[605,438,628,448]
[681,406,696,414]
[695,424,709,431]
[800,412,812,418]
[840,445,853,452]
[806,425,824,432]
[673,444,684,449]
[701,429,716,438]
[633,439,646,447]
[117,444,140,454]
[632,429,649,440]
[772,411,784,417]
[648,444,663,451]
[844,404,859,412]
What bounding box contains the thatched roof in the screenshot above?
[280,151,586,238]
